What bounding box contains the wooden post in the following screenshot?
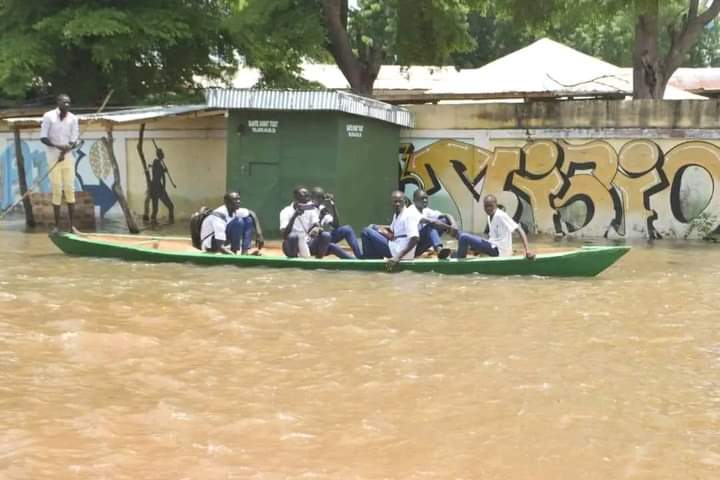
[13,127,35,227]
[136,123,152,222]
[102,126,140,233]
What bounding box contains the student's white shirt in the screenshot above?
[40,108,79,163]
[488,209,519,257]
[389,206,421,260]
[200,207,230,251]
[419,206,443,222]
[200,205,250,250]
[318,206,334,228]
[280,203,319,258]
[216,205,249,220]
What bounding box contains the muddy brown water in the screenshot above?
[1,221,719,479]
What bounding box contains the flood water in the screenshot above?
[1,221,719,479]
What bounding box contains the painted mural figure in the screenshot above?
[310,186,362,259]
[148,143,175,225]
[450,195,535,260]
[40,94,80,232]
[360,190,420,269]
[410,189,459,257]
[198,191,264,254]
[280,186,330,258]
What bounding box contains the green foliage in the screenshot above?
[0,0,238,104]
[687,21,720,66]
[684,211,718,239]
[454,0,720,69]
[228,0,328,89]
[395,0,476,65]
[230,0,479,89]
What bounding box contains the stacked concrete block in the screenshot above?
[29,192,96,230]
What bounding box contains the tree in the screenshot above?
[493,0,720,98]
[0,0,238,105]
[633,0,720,98]
[230,0,479,95]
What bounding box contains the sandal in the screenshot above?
[437,248,452,260]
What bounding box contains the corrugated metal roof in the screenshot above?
[205,88,414,127]
[4,104,223,128]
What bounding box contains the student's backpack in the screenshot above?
[189,207,215,250]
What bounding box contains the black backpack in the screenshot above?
[189,207,215,250]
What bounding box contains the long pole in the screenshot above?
[13,127,35,226]
[0,90,114,220]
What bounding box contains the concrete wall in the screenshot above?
[402,100,720,239]
[0,115,226,224]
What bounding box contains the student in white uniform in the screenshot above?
[452,194,535,259]
[225,194,264,255]
[199,192,242,254]
[360,190,420,267]
[196,192,263,254]
[310,186,362,259]
[279,186,331,258]
[40,94,79,233]
[409,189,459,256]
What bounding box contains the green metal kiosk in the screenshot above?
[206,89,414,236]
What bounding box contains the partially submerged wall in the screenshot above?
[0,115,226,225]
[403,100,720,239]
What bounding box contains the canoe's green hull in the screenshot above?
[49,233,630,277]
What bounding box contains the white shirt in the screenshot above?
[318,206,334,228]
[200,207,230,251]
[488,209,519,257]
[419,207,443,222]
[40,108,79,162]
[216,205,249,221]
[389,206,421,260]
[280,203,320,258]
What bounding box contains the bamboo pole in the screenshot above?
[102,126,139,233]
[12,127,35,227]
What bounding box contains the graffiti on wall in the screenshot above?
[0,139,119,216]
[399,138,720,239]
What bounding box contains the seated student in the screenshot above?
[310,186,362,259]
[199,191,264,255]
[226,194,265,255]
[448,194,535,260]
[409,189,459,256]
[360,190,420,268]
[280,186,331,258]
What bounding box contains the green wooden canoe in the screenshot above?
[49,232,630,277]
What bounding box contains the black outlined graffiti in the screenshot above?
[400,138,720,238]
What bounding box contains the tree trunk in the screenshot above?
[13,128,35,227]
[633,0,720,99]
[320,0,379,95]
[103,129,139,234]
[633,0,664,98]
